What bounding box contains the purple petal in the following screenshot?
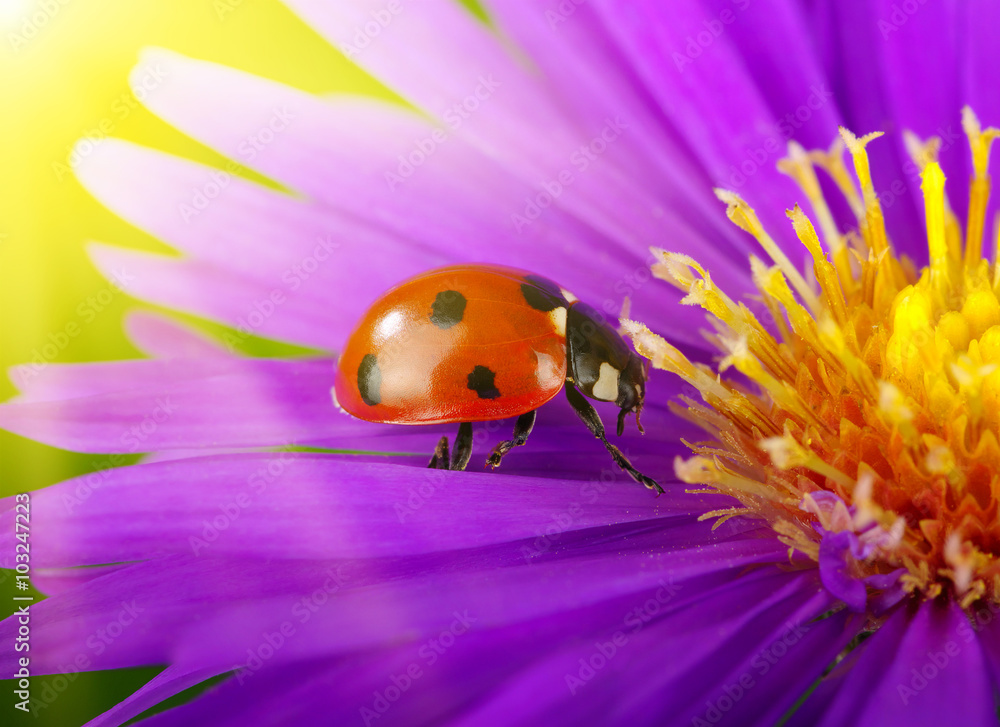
[2,358,346,452]
[809,0,931,260]
[1,453,732,567]
[963,1,1000,131]
[959,0,1000,250]
[462,1,751,255]
[0,357,693,462]
[108,567,745,727]
[588,0,836,249]
[689,607,858,727]
[76,130,445,349]
[87,241,347,351]
[0,532,786,677]
[109,49,752,344]
[817,530,868,611]
[969,603,1000,691]
[83,664,228,727]
[282,0,613,178]
[283,0,751,285]
[121,567,817,727]
[870,0,971,230]
[30,564,130,597]
[123,311,230,359]
[446,569,845,727]
[805,599,995,726]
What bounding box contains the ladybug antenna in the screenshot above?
[616,397,645,437]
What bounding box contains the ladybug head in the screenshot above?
[615,353,648,437]
[565,302,650,436]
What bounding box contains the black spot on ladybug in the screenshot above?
[357,354,382,406]
[467,365,501,399]
[520,275,567,312]
[430,290,467,329]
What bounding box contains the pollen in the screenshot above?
[628,107,1000,610]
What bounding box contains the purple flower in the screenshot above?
[5,1,1000,725]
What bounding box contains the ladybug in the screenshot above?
[333,264,662,493]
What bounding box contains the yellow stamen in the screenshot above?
[838,128,888,254]
[778,142,844,257]
[714,189,821,312]
[632,110,1000,609]
[787,206,849,326]
[920,162,949,284]
[903,131,963,261]
[810,138,864,220]
[962,106,1000,267]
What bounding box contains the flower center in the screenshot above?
[627,108,1000,611]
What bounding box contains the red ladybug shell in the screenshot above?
[335,264,574,425]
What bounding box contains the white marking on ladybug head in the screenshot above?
[549,306,567,337]
[592,362,620,401]
[560,288,578,303]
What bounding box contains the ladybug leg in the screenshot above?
[487,410,536,468]
[451,422,474,471]
[428,436,451,469]
[565,384,664,494]
[427,422,474,471]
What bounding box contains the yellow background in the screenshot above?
[0,0,393,722]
